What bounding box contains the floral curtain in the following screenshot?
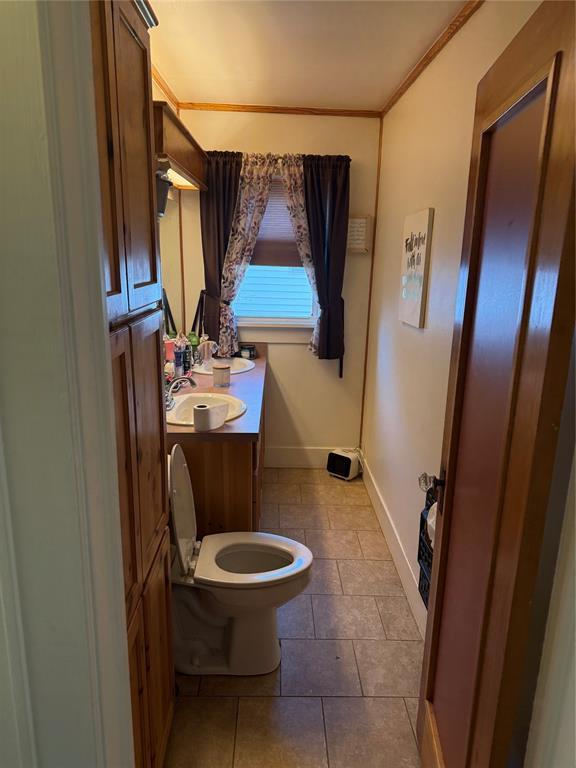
[278,155,321,354]
[218,154,277,356]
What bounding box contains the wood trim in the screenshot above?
[359,115,383,444]
[381,0,485,116]
[151,3,484,120]
[151,65,179,111]
[178,101,382,118]
[420,703,447,768]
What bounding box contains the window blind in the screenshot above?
[233,265,314,319]
[251,177,301,267]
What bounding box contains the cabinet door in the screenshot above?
[127,602,151,768]
[113,1,161,312]
[90,1,128,321]
[130,310,167,576]
[110,327,142,619]
[143,530,173,768]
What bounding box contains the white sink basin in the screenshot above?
[192,357,255,375]
[166,392,247,426]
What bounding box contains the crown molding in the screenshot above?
[381,0,484,116]
[151,0,485,119]
[177,101,381,118]
[151,65,179,110]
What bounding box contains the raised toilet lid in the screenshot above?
[169,444,197,573]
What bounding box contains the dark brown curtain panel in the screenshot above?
[303,155,351,374]
[197,151,242,340]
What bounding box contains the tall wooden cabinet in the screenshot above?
[91,2,174,767]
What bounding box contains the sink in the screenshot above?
[166,392,247,426]
[192,357,256,375]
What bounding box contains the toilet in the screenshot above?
[168,444,313,676]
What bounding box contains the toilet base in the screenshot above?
[228,608,281,675]
[173,586,282,676]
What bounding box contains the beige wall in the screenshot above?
[177,111,380,466]
[361,0,540,628]
[525,459,575,768]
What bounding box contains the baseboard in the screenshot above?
[361,453,428,636]
[265,446,350,469]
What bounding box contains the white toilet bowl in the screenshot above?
[168,444,313,676]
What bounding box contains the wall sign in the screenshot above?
[399,208,434,328]
[347,215,372,253]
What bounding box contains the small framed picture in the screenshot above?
[399,208,434,328]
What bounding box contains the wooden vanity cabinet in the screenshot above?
[143,529,173,768]
[127,603,151,768]
[92,0,161,323]
[130,310,168,576]
[91,3,174,767]
[110,327,142,620]
[112,1,162,313]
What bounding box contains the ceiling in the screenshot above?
[150,1,466,111]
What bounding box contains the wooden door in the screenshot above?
[110,327,142,619]
[127,602,151,768]
[419,4,574,767]
[90,1,128,321]
[130,310,168,576]
[113,0,161,312]
[143,529,173,768]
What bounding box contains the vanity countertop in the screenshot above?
[166,345,267,443]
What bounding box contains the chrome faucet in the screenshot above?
[165,376,196,411]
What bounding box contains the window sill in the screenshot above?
[236,318,315,345]
[236,317,316,329]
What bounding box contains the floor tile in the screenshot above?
[164,697,237,768]
[301,484,348,505]
[198,668,280,697]
[278,595,315,638]
[354,640,424,697]
[276,468,333,485]
[281,639,362,696]
[376,596,421,640]
[175,673,200,697]
[263,468,278,483]
[312,595,384,639]
[357,530,392,560]
[260,503,279,528]
[405,698,419,737]
[262,483,301,504]
[234,697,328,768]
[305,530,363,559]
[279,504,330,529]
[261,527,306,544]
[338,559,404,595]
[327,506,380,531]
[323,697,420,768]
[302,559,342,594]
[343,484,372,505]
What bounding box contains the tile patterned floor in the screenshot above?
[166,470,423,768]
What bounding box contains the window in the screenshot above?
[232,178,316,325]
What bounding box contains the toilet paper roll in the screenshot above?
[193,402,229,432]
[426,502,438,548]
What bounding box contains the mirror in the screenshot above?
[158,188,204,337]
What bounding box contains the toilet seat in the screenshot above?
[169,444,312,588]
[195,531,312,589]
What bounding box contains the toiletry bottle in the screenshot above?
[188,331,200,365]
[183,340,192,374]
[174,347,184,378]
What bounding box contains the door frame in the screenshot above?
[1,2,134,766]
[417,2,575,766]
